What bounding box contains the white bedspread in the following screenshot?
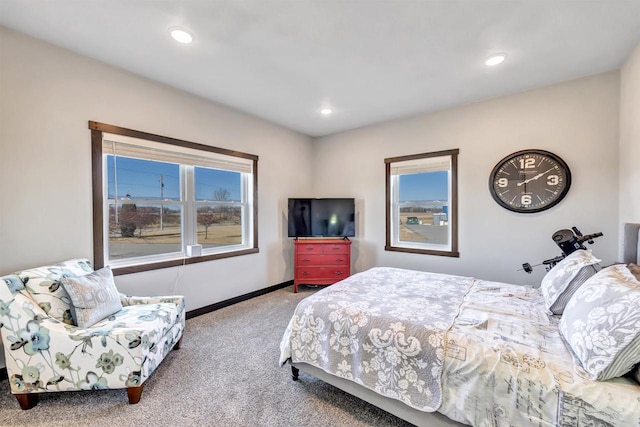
[280,267,640,426]
[439,280,640,427]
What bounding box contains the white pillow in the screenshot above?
[559,264,640,381]
[61,266,122,328]
[541,249,600,315]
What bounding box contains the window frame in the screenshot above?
[384,149,459,257]
[90,121,259,275]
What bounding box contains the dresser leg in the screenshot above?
[294,282,298,293]
[291,366,299,381]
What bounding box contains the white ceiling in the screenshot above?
[1,1,640,137]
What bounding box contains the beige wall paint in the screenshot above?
[0,25,633,371]
[620,41,640,239]
[0,26,313,308]
[313,72,621,286]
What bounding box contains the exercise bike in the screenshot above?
[521,226,603,274]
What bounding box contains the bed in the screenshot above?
[279,225,640,427]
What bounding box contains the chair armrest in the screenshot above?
[119,293,185,310]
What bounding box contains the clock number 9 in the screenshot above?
[519,158,536,169]
[497,178,508,188]
[521,195,532,205]
[547,175,559,185]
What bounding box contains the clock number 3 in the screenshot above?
[547,175,559,185]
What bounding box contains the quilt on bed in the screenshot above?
[279,267,475,411]
[439,279,640,427]
[280,267,640,427]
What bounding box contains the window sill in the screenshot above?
[110,247,259,276]
[385,245,459,258]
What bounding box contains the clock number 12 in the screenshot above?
[519,158,536,169]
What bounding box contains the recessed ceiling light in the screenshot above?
[169,27,194,44]
[485,53,507,66]
[320,108,333,115]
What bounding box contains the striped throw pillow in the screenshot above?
[541,249,600,315]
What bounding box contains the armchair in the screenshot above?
[0,259,185,409]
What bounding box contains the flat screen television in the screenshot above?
[288,198,355,238]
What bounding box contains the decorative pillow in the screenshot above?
[60,266,122,328]
[541,249,601,315]
[16,258,94,324]
[628,263,640,281]
[559,264,640,381]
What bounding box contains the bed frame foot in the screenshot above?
[291,366,299,381]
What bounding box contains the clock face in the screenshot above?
[489,149,571,213]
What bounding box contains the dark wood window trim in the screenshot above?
[90,121,259,276]
[384,148,459,258]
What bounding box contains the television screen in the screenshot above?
[288,198,355,237]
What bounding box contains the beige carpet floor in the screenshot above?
[0,285,414,427]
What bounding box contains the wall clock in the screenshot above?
[489,149,571,213]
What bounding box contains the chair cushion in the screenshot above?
[1,274,25,295]
[61,266,123,328]
[16,259,94,324]
[90,302,182,352]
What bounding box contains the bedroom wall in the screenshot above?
[312,72,621,287]
[0,27,313,310]
[620,40,640,242]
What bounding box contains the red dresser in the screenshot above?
[293,239,352,293]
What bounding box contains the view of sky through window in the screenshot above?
[107,156,241,201]
[399,171,448,201]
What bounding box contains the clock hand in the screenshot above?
[517,167,555,186]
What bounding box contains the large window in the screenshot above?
[385,149,459,257]
[91,122,258,274]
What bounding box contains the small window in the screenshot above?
[385,149,459,257]
[91,122,258,274]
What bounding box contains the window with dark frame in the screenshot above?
[90,122,259,275]
[385,149,459,257]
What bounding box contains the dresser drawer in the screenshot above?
[295,267,350,281]
[322,243,350,254]
[295,243,324,254]
[296,254,349,266]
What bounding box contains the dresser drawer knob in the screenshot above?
[301,271,310,276]
[334,271,344,275]
[302,258,311,262]
[335,258,343,262]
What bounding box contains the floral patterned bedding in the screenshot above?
[279,267,640,426]
[280,267,475,411]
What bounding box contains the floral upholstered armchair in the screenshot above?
[0,259,185,409]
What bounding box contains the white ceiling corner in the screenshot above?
[1,0,640,137]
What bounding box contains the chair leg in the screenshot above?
[127,384,145,404]
[15,393,38,410]
[173,336,183,350]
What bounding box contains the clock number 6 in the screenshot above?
[521,194,532,205]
